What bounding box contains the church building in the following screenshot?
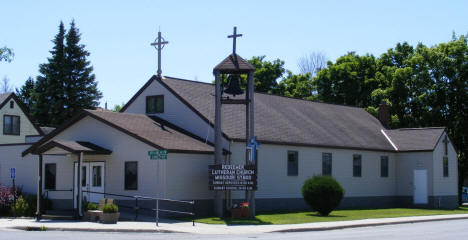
[0,29,459,218]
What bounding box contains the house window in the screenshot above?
[322,153,332,176]
[287,151,298,176]
[10,101,14,109]
[381,156,389,177]
[125,162,138,190]
[353,154,362,177]
[146,95,164,114]
[44,164,56,190]
[3,115,20,135]
[443,157,449,177]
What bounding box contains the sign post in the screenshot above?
[10,168,16,218]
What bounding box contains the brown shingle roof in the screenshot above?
[383,128,445,151]
[86,110,214,153]
[37,140,112,154]
[161,77,396,151]
[213,54,255,74]
[23,109,214,156]
[0,92,12,105]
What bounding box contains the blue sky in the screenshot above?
[1,0,467,108]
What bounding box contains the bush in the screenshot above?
[11,196,31,216]
[102,203,118,213]
[301,175,344,216]
[86,202,98,211]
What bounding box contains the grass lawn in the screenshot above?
[192,207,468,225]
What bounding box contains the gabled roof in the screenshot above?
[161,77,396,152]
[23,109,215,156]
[213,54,255,74]
[383,128,446,152]
[0,92,44,135]
[36,140,112,155]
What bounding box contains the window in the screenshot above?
[92,166,102,187]
[44,164,56,190]
[125,162,138,190]
[146,95,164,114]
[9,101,14,109]
[322,153,332,176]
[287,151,298,176]
[353,154,362,177]
[381,156,389,177]
[443,157,449,177]
[81,166,86,187]
[3,115,20,135]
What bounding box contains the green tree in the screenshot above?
[15,77,35,110]
[29,21,102,126]
[248,56,285,93]
[0,46,14,62]
[275,71,314,100]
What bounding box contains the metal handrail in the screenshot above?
[82,190,195,226]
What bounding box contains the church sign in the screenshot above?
[208,164,257,191]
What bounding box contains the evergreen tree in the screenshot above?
[62,20,101,122]
[29,20,101,127]
[15,77,35,110]
[32,21,66,126]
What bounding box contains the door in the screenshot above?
[74,162,105,207]
[413,169,428,204]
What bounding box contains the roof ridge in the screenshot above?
[389,127,446,131]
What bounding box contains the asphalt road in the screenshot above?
[1,219,467,240]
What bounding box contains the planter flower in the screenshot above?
[101,203,120,224]
[231,202,250,219]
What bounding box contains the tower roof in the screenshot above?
[213,53,255,74]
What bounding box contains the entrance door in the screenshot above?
[74,162,105,207]
[413,169,428,204]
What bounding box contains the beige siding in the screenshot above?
[0,98,40,144]
[229,142,397,199]
[432,132,458,196]
[122,79,230,149]
[395,151,433,196]
[44,116,213,201]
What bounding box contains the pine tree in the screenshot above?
[15,77,35,110]
[62,20,102,122]
[28,20,102,127]
[32,21,66,126]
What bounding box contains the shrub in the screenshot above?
[87,202,98,211]
[11,196,31,216]
[102,203,118,213]
[301,175,344,216]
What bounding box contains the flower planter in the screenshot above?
[241,207,250,218]
[231,208,242,218]
[100,212,120,224]
[85,210,102,222]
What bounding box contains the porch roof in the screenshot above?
[34,140,112,155]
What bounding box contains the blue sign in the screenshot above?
[247,136,260,162]
[10,168,15,179]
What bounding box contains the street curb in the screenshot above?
[9,226,180,233]
[271,215,468,233]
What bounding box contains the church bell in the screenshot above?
[224,74,244,96]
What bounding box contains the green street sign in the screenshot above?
[148,150,168,160]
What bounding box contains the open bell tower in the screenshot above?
[212,27,256,217]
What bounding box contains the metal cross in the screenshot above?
[150,31,169,77]
[228,26,242,55]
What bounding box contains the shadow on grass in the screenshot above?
[305,213,346,218]
[220,217,273,225]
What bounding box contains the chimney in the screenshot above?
[378,101,390,129]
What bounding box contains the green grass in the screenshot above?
[192,207,468,225]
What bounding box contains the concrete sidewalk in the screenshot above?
[1,214,468,234]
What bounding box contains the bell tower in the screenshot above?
[212,27,256,217]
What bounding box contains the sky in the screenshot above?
[1,0,467,108]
